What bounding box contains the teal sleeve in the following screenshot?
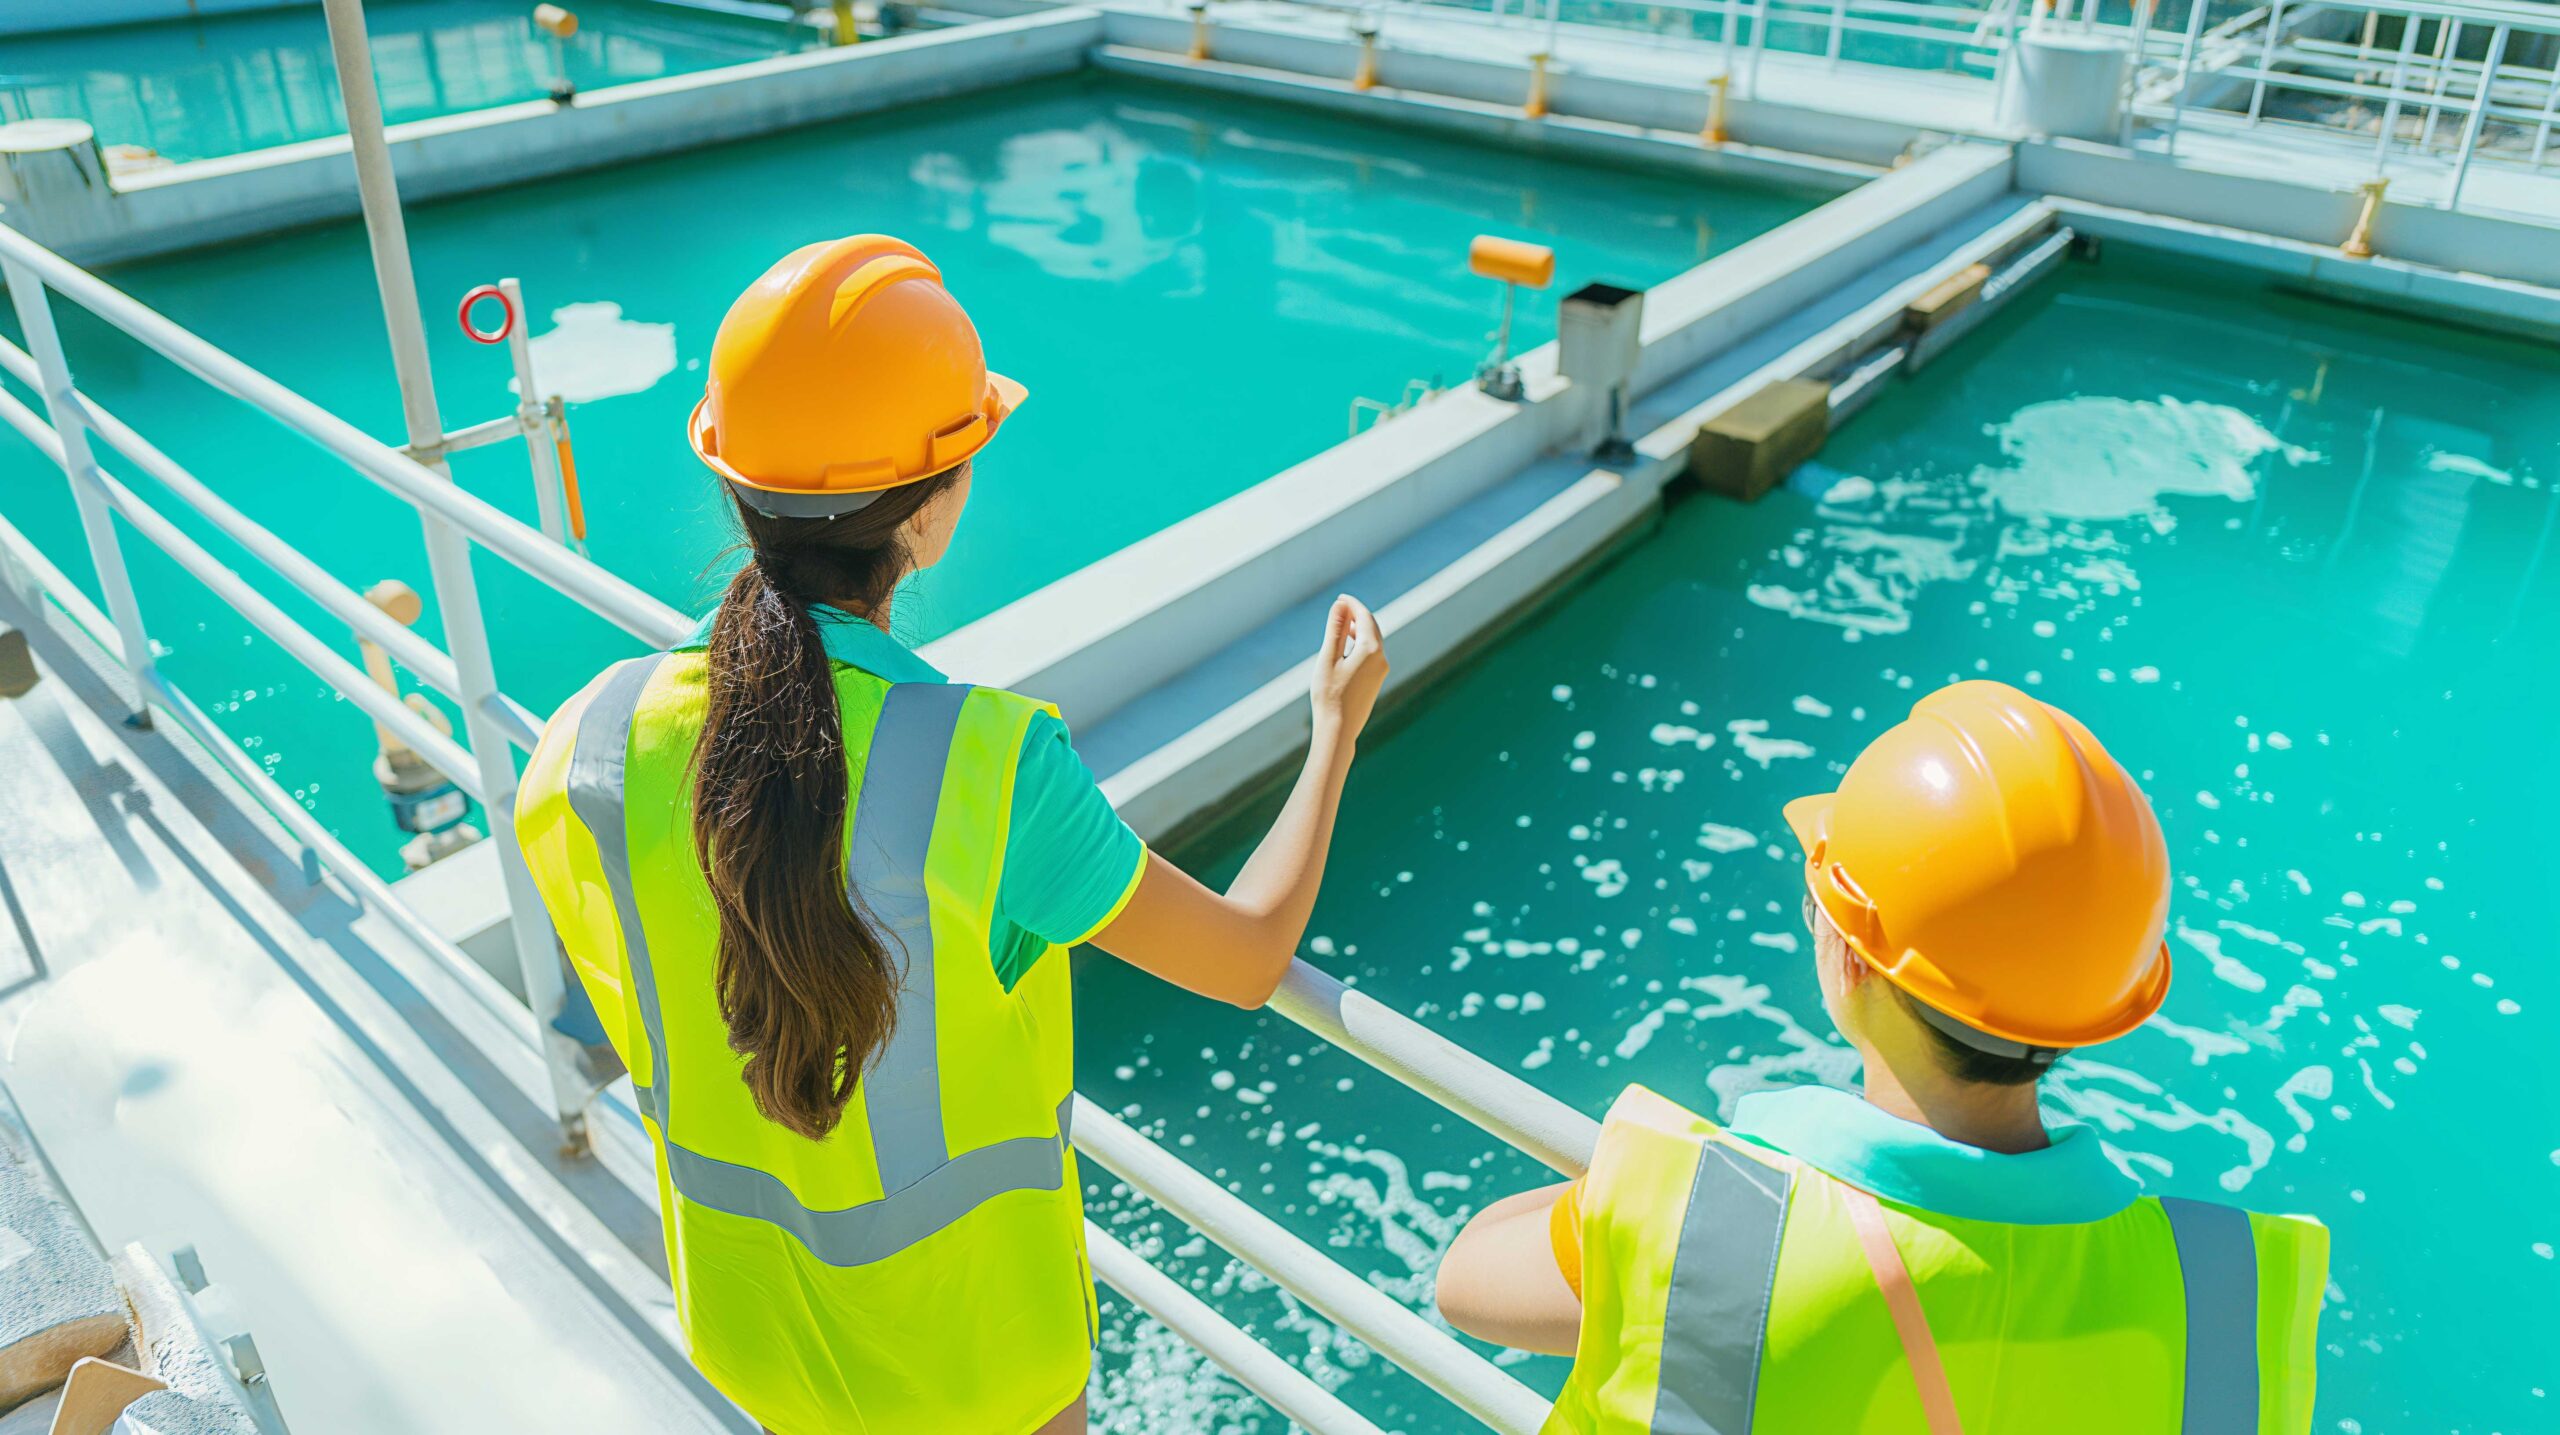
[991,710,1147,988]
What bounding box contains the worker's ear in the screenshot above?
[902,463,972,569]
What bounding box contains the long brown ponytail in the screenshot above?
[692,471,961,1140]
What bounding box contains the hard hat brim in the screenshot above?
[690,368,1027,510]
[1782,793,1834,854]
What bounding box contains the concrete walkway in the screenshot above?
[0,608,742,1435]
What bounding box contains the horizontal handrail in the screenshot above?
[1084,1222,1391,1435]
[0,385,478,789]
[1072,1097,1552,1435]
[0,336,466,700]
[1273,960,1600,1178]
[0,223,693,652]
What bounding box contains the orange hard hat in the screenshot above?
[690,235,1024,517]
[1784,681,2172,1057]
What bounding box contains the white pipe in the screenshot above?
[0,392,134,652]
[93,471,485,797]
[1071,1098,1550,1435]
[1271,961,1600,1177]
[498,276,575,549]
[0,226,689,649]
[318,0,592,1140]
[1,254,160,725]
[0,335,467,701]
[1084,1223,1391,1435]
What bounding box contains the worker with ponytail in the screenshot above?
[515,235,1387,1434]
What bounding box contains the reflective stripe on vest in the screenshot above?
[566,662,1068,1267]
[1654,1141,1792,1435]
[2161,1197,2260,1431]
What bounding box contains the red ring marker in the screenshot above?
[458,284,514,344]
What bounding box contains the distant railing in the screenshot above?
[2129,0,2560,209]
[1339,0,2029,92]
[0,216,1595,1434]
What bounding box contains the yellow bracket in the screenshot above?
[2340,178,2387,259]
[1354,26,1379,91]
[1526,52,1551,120]
[1188,3,1211,61]
[1703,73,1731,145]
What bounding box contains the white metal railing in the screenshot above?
[2129,0,2560,209]
[1325,0,2029,95]
[0,214,1602,1432]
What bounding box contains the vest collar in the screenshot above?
[679,605,948,686]
[1727,1085,2140,1226]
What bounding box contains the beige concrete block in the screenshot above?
[1691,378,1832,502]
[1907,262,1990,331]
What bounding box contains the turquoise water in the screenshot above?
[0,72,1818,869]
[1081,251,2559,1432]
[0,0,799,162]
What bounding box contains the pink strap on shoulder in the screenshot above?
[1839,1184,1967,1435]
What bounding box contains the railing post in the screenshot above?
[2420,18,2460,152]
[2163,0,2211,155]
[320,0,595,1154]
[2374,9,2424,171]
[2118,0,2159,144]
[2534,61,2559,168]
[1,254,158,726]
[1746,0,1771,96]
[2246,0,2284,124]
[2445,23,2509,212]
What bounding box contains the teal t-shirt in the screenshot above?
[679,607,1147,991]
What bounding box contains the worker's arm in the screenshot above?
[1088,596,1388,1008]
[1436,1180,1584,1356]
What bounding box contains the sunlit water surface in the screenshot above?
[1077,250,2559,1434]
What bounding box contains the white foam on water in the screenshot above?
[2050,1060,2277,1192]
[2177,924,2267,994]
[1726,719,1814,767]
[1697,823,1758,853]
[2425,450,2518,485]
[1972,396,2315,521]
[514,302,677,403]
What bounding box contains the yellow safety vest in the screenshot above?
[515,651,1092,1435]
[1550,1087,2327,1435]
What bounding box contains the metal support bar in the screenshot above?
[1072,1097,1552,1435]
[1085,1222,1390,1435]
[400,412,528,465]
[319,0,591,1148]
[0,336,468,702]
[1,255,158,725]
[92,472,483,796]
[497,277,574,547]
